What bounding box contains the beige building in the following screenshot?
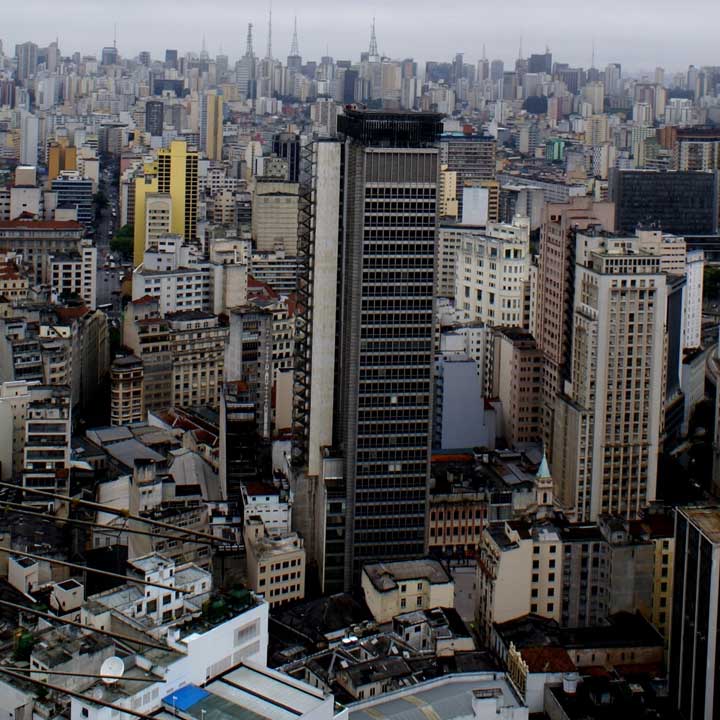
[144,193,172,252]
[491,328,543,448]
[49,239,97,309]
[552,232,667,522]
[244,517,306,608]
[251,180,299,254]
[455,216,531,327]
[428,482,486,555]
[167,310,228,409]
[361,559,455,624]
[110,355,144,425]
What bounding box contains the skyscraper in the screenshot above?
[145,100,164,137]
[201,90,223,161]
[293,109,442,592]
[552,231,668,521]
[15,42,38,85]
[133,140,199,263]
[440,132,496,216]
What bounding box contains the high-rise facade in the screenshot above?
[15,42,38,85]
[670,507,720,720]
[552,232,668,521]
[610,168,719,235]
[145,100,165,137]
[201,90,223,161]
[294,110,442,592]
[439,133,496,215]
[133,140,199,263]
[535,198,615,452]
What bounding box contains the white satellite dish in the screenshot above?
[100,656,125,685]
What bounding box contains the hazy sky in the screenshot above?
[2,0,719,73]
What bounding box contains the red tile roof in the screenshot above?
[0,219,83,230]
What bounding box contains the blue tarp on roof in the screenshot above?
[162,684,210,712]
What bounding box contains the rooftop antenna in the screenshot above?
[591,36,596,69]
[266,0,273,59]
[482,43,486,61]
[245,22,254,58]
[369,17,379,58]
[113,22,117,49]
[290,16,300,57]
[519,35,523,60]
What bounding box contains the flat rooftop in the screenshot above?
[682,507,720,543]
[347,672,523,720]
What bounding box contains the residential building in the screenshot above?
[455,216,531,327]
[110,355,144,425]
[167,311,228,409]
[22,385,72,503]
[551,231,668,521]
[49,239,97,309]
[440,133,497,215]
[133,140,199,264]
[361,559,454,624]
[51,171,94,228]
[491,328,543,448]
[244,517,306,607]
[0,218,84,284]
[251,179,300,254]
[201,90,223,161]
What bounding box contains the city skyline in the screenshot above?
[3,0,720,72]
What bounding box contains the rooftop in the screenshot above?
[681,506,720,543]
[347,672,524,720]
[363,559,451,593]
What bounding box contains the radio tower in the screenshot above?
[290,16,300,57]
[369,17,379,60]
[266,1,273,59]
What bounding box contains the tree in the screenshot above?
[110,224,134,260]
[93,190,109,209]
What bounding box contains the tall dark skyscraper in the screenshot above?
[528,51,553,75]
[293,109,442,592]
[165,49,178,69]
[272,132,301,182]
[610,168,719,235]
[145,100,164,137]
[669,507,720,720]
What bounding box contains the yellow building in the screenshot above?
[204,91,224,162]
[48,142,78,182]
[133,140,199,264]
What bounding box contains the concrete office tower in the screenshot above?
[145,100,165,137]
[552,232,667,522]
[293,110,442,592]
[15,42,38,85]
[535,198,615,453]
[20,113,39,167]
[670,507,720,720]
[201,90,223,161]
[133,140,199,264]
[251,180,299,254]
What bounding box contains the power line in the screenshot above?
[0,665,155,719]
[0,547,190,594]
[0,598,180,653]
[0,481,220,543]
[0,500,213,546]
[8,666,158,683]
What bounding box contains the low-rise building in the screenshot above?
[361,559,455,624]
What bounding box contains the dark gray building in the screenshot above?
[294,110,441,592]
[610,169,719,235]
[145,100,164,137]
[51,174,94,228]
[439,133,497,215]
[670,507,720,720]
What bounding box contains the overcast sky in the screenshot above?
[2,0,719,73]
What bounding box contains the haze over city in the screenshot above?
[3,0,720,70]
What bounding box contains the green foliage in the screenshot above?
[110,225,134,259]
[13,632,36,661]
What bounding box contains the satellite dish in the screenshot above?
[100,656,125,685]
